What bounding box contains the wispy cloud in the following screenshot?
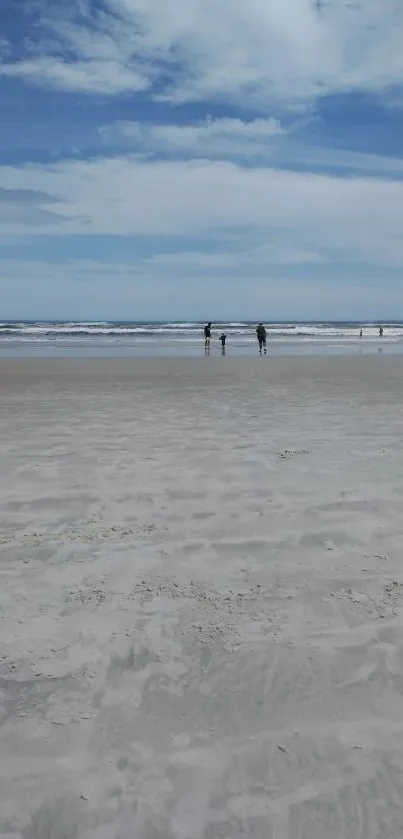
[2,155,403,266]
[0,57,147,94]
[99,116,403,176]
[1,0,403,104]
[0,187,64,226]
[145,244,323,269]
[99,117,284,158]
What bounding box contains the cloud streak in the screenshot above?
[99,117,403,176]
[0,57,147,94]
[0,187,64,226]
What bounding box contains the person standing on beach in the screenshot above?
[219,333,227,355]
[204,322,212,354]
[256,323,267,355]
[379,325,384,338]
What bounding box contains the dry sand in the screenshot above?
[1,356,403,838]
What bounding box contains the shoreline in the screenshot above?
[0,339,398,359]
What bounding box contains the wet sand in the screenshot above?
[1,357,403,838]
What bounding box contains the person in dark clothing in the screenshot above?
[204,322,212,353]
[256,323,267,355]
[219,333,227,355]
[379,325,384,338]
[204,323,211,350]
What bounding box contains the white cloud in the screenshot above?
[146,244,323,269]
[2,155,403,268]
[100,117,283,158]
[276,143,403,176]
[99,117,403,175]
[0,56,147,94]
[1,0,403,104]
[0,2,149,94]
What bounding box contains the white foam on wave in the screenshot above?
[1,321,403,344]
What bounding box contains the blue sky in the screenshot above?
[1,0,403,320]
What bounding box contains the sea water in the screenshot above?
[0,321,402,357]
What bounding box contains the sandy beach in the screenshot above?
[1,356,403,838]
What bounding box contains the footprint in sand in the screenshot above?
[277,449,311,460]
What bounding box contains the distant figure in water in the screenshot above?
[204,322,212,354]
[379,325,384,338]
[256,323,267,355]
[219,333,227,355]
[359,329,363,338]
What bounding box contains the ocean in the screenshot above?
[1,321,402,357]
